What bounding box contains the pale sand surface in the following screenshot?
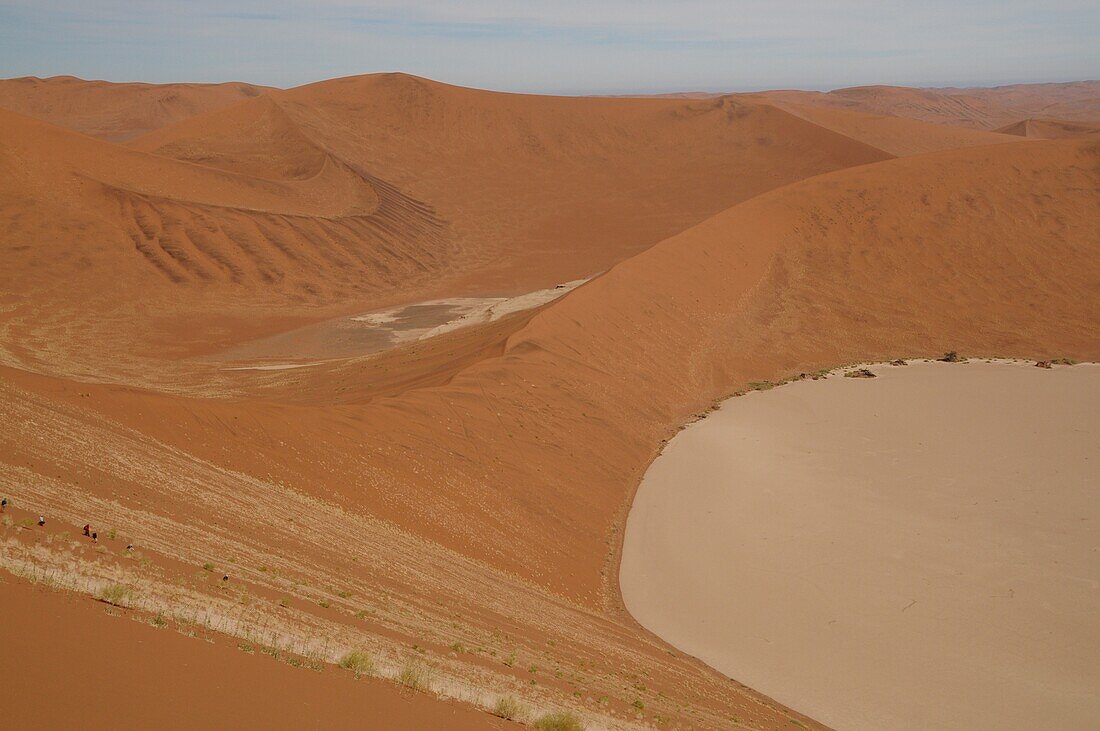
[212,278,589,366]
[621,360,1100,730]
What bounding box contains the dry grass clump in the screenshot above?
[397,660,434,692]
[338,650,375,678]
[96,583,132,606]
[533,711,585,731]
[493,695,528,721]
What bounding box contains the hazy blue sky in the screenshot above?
[1,1,1097,92]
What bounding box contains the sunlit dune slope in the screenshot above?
[305,138,1097,601]
[0,75,273,141]
[36,138,1095,606]
[756,81,1100,130]
[132,73,892,293]
[0,580,516,730]
[0,107,447,375]
[2,73,892,380]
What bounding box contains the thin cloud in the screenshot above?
[1,1,1096,91]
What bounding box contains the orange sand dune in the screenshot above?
[2,74,892,383]
[133,73,892,293]
[754,80,1100,130]
[1,73,1097,729]
[0,578,517,729]
[947,80,1100,124]
[743,98,1015,155]
[0,107,448,379]
[405,137,1099,602]
[995,117,1100,139]
[0,75,272,141]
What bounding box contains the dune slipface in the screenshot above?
[1,74,1098,729]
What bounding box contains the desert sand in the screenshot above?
[0,578,517,730]
[1,73,1098,728]
[621,360,1100,730]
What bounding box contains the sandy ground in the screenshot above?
[215,278,590,366]
[621,360,1100,730]
[0,576,517,730]
[1,75,1097,730]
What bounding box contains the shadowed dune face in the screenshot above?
[995,117,1100,139]
[757,100,1017,155]
[1,75,1098,729]
[0,75,273,141]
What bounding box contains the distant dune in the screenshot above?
[753,80,1100,130]
[741,97,1015,155]
[995,117,1100,139]
[0,73,890,382]
[0,75,272,141]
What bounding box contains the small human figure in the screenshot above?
[83,524,91,537]
[37,515,45,527]
[91,531,97,542]
[1,498,8,512]
[222,574,229,582]
[126,544,134,552]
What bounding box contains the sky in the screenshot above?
[1,1,1097,93]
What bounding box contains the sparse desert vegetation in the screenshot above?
[338,650,375,678]
[397,660,435,693]
[95,584,132,607]
[533,710,585,731]
[493,695,528,721]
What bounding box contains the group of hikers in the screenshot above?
[3,499,235,584]
[1,500,135,551]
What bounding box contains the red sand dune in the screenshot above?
[740,97,1015,155]
[754,80,1100,130]
[0,75,272,141]
[995,117,1100,139]
[1,74,891,383]
[0,578,516,730]
[1,74,1097,728]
